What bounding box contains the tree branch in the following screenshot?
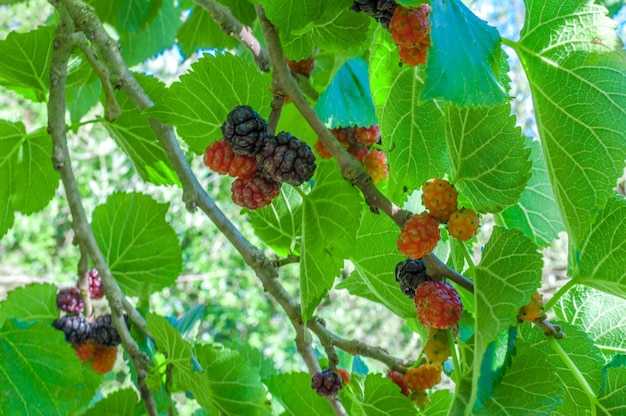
[48,6,157,415]
[192,0,270,72]
[255,5,474,292]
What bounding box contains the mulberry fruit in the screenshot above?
[421,178,458,221]
[364,149,389,184]
[423,328,451,365]
[88,268,105,299]
[395,258,430,299]
[389,5,431,66]
[92,314,129,347]
[73,339,97,363]
[311,370,343,397]
[53,315,92,344]
[447,208,479,241]
[91,344,117,374]
[386,370,410,396]
[414,281,463,330]
[354,125,381,146]
[256,132,316,186]
[518,293,544,323]
[351,0,398,29]
[56,287,84,314]
[231,173,281,210]
[397,212,441,259]
[338,368,351,385]
[287,56,314,77]
[347,145,370,163]
[221,105,269,156]
[404,364,442,391]
[204,140,257,179]
[314,139,332,159]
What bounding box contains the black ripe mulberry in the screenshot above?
[256,132,316,186]
[395,258,430,298]
[53,315,92,344]
[221,105,269,157]
[351,0,398,29]
[92,314,130,347]
[311,370,343,397]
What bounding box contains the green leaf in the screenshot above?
[194,344,270,416]
[217,0,256,25]
[266,372,334,416]
[576,194,626,299]
[300,161,362,321]
[145,53,271,154]
[495,137,564,247]
[0,121,60,237]
[471,227,542,411]
[146,313,216,411]
[356,374,416,415]
[370,25,404,117]
[177,6,237,59]
[555,285,626,358]
[316,58,378,128]
[91,192,183,297]
[339,211,415,319]
[380,66,448,202]
[595,0,624,16]
[310,10,370,54]
[83,388,140,416]
[422,390,454,415]
[0,320,90,415]
[447,103,531,213]
[103,73,180,186]
[475,340,562,415]
[0,283,58,325]
[67,79,101,125]
[119,0,180,66]
[420,0,507,107]
[93,0,163,35]
[0,25,53,102]
[599,355,626,413]
[516,0,626,246]
[520,323,605,416]
[249,186,303,257]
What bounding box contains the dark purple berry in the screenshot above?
[56,287,85,314]
[92,314,130,347]
[256,132,316,186]
[351,0,398,29]
[53,315,92,344]
[88,268,105,299]
[311,370,343,397]
[395,258,431,298]
[221,105,269,157]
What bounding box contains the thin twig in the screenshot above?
[273,255,300,268]
[48,6,157,415]
[267,78,286,136]
[255,5,474,292]
[76,243,93,318]
[193,0,270,72]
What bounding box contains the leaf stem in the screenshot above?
[448,330,462,386]
[543,278,576,312]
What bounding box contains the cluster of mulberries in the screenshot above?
[385,362,443,409]
[205,105,316,210]
[52,269,130,374]
[311,368,350,397]
[350,0,398,29]
[389,4,432,66]
[315,125,389,184]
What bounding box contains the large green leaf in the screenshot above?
[145,53,271,154]
[249,185,303,257]
[471,227,542,411]
[475,340,562,415]
[0,283,57,325]
[446,103,531,213]
[381,66,448,202]
[0,121,60,237]
[83,388,140,416]
[92,0,163,35]
[0,25,53,102]
[350,374,417,415]
[91,192,182,297]
[119,0,180,66]
[598,355,626,413]
[315,58,378,128]
[0,320,90,415]
[495,137,564,248]
[520,323,605,416]
[338,211,415,319]
[516,0,626,246]
[266,372,334,416]
[369,25,404,118]
[556,284,626,359]
[300,162,362,321]
[177,6,237,59]
[146,313,216,411]
[575,194,626,299]
[420,0,507,107]
[194,344,270,416]
[103,73,180,186]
